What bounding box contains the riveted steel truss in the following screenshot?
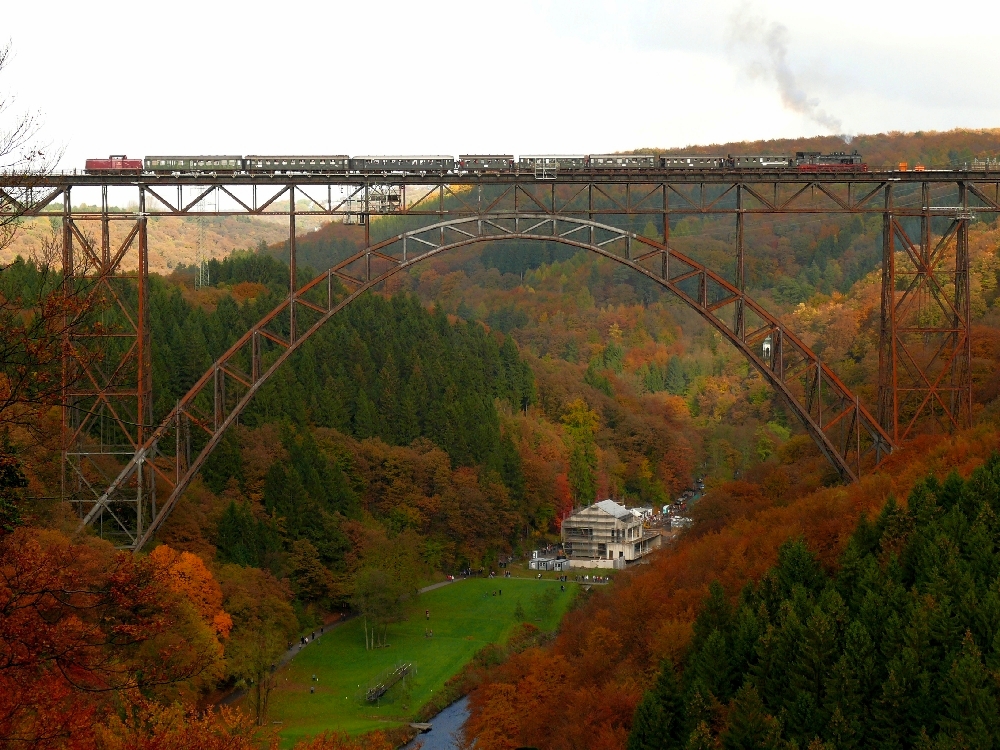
[55,185,153,548]
[2,169,996,550]
[877,183,974,440]
[81,213,894,550]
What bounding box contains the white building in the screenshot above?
[561,500,661,569]
[528,556,571,572]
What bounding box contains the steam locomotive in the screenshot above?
[84,151,866,175]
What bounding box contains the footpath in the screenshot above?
[217,572,587,706]
[218,578,465,706]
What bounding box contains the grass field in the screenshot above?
[268,577,578,747]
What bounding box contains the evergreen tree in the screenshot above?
[664,355,687,395]
[628,660,686,750]
[938,633,998,748]
[499,433,526,503]
[688,630,732,702]
[354,391,379,439]
[215,501,280,569]
[721,684,782,750]
[563,399,599,505]
[202,429,242,494]
[685,722,714,750]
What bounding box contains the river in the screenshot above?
[402,696,470,750]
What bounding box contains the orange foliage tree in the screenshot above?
[149,545,233,638]
[0,528,229,748]
[94,699,268,750]
[292,730,395,750]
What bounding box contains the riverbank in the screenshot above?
[402,696,470,750]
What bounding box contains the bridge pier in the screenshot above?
[878,180,972,442]
[0,168,988,548]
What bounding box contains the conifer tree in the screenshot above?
[721,684,782,750]
[562,398,598,505]
[938,633,998,748]
[627,660,686,750]
[354,391,380,439]
[685,722,715,750]
[664,355,687,395]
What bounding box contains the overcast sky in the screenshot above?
[3,0,999,169]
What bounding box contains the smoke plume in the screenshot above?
[726,3,843,134]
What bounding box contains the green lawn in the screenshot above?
[268,577,577,747]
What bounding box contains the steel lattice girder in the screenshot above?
[877,182,972,442]
[76,213,894,550]
[6,170,983,549]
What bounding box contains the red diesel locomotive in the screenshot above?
[84,155,143,174]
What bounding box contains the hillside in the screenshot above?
[4,128,1000,749]
[1,204,328,274]
[645,127,1000,168]
[463,428,1000,750]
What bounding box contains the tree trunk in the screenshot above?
[255,676,264,726]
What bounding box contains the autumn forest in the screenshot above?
[5,128,1000,749]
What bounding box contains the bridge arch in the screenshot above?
[80,213,893,549]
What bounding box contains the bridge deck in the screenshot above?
[3,169,998,219]
[2,167,997,187]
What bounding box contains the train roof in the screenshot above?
[245,154,349,159]
[145,154,243,160]
[353,155,455,160]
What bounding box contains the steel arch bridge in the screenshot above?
[79,212,892,549]
[2,167,987,549]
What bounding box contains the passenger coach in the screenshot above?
[144,156,243,172]
[351,156,455,174]
[245,155,349,173]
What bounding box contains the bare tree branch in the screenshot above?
[0,40,64,255]
[0,42,98,441]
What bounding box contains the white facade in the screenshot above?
[561,500,661,566]
[528,557,571,571]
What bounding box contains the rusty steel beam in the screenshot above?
[877,180,973,441]
[76,214,895,551]
[14,167,977,549]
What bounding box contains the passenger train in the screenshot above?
[84,151,866,175]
